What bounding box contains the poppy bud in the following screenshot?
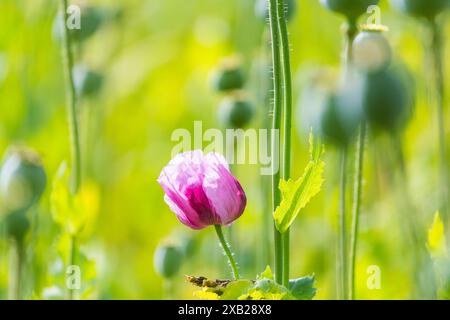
[362,67,414,133]
[53,6,104,43]
[218,96,255,129]
[4,211,30,242]
[320,0,380,21]
[353,28,392,73]
[153,243,184,278]
[211,58,246,92]
[73,65,104,97]
[0,148,47,213]
[390,0,449,19]
[255,0,297,22]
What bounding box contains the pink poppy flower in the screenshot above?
[158,150,246,230]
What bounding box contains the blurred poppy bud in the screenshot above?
[255,0,297,22]
[4,211,30,242]
[320,0,380,21]
[154,243,184,278]
[0,148,47,213]
[53,6,104,43]
[211,58,246,92]
[299,68,364,147]
[390,0,449,19]
[353,27,392,73]
[218,95,255,129]
[362,67,414,133]
[73,65,104,97]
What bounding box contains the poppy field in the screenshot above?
[0,0,450,300]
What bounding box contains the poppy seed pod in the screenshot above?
[153,243,184,278]
[73,65,104,97]
[53,6,104,43]
[4,210,30,242]
[211,58,246,92]
[362,68,414,132]
[255,0,297,22]
[158,151,247,230]
[390,0,449,19]
[299,69,364,147]
[320,0,380,21]
[218,96,255,129]
[353,28,392,73]
[0,148,47,213]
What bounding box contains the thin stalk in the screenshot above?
[61,0,82,301]
[8,239,24,300]
[60,0,82,194]
[349,124,366,300]
[67,236,77,300]
[429,19,449,240]
[268,0,284,284]
[214,225,240,280]
[338,148,348,300]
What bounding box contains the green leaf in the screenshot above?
[257,265,274,280]
[274,132,325,233]
[289,275,317,300]
[220,280,253,300]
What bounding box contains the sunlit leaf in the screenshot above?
[274,132,325,233]
[428,211,447,257]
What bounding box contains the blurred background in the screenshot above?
[0,0,449,299]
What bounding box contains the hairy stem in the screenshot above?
[268,0,283,284]
[276,0,294,288]
[214,225,240,280]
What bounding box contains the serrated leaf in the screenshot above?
[428,211,447,258]
[257,265,273,280]
[274,133,325,233]
[289,275,317,300]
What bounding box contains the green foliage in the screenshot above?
[50,163,99,239]
[191,266,317,300]
[274,133,325,233]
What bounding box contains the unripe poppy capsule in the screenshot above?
[73,65,104,97]
[211,58,246,92]
[153,243,184,278]
[320,0,380,21]
[362,68,413,132]
[218,96,255,129]
[353,27,392,73]
[0,148,47,213]
[390,0,449,19]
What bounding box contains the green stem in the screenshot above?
[349,124,366,300]
[67,236,77,300]
[214,225,240,280]
[276,0,294,288]
[8,239,24,300]
[268,0,283,284]
[338,148,348,300]
[60,0,82,195]
[429,19,449,241]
